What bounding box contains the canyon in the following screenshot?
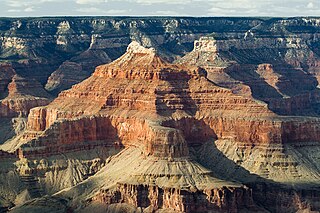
[0,17,320,213]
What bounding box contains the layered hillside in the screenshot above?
[0,63,51,146]
[1,42,318,213]
[178,30,320,115]
[0,17,319,213]
[1,17,319,95]
[0,63,52,116]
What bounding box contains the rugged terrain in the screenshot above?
[0,17,320,213]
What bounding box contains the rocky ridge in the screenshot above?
[0,71,51,118]
[178,32,320,116]
[3,42,319,213]
[0,17,319,95]
[0,17,319,213]
[0,63,51,150]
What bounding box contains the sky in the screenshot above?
[0,0,319,17]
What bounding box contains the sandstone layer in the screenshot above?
[2,42,318,213]
[0,17,320,212]
[1,17,319,95]
[0,74,51,118]
[178,33,320,116]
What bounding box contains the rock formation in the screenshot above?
[0,64,52,158]
[3,41,318,213]
[0,17,319,95]
[45,49,111,95]
[178,32,320,116]
[0,17,320,213]
[0,73,51,118]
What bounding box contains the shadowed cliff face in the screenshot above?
[178,20,320,116]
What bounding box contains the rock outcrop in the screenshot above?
[1,17,319,95]
[45,49,111,95]
[0,74,51,117]
[0,65,52,157]
[178,33,320,116]
[0,17,320,213]
[4,41,318,213]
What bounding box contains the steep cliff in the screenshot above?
[5,42,319,213]
[0,74,51,118]
[178,29,320,116]
[0,17,320,213]
[1,17,319,95]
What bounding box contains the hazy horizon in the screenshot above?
[0,0,319,17]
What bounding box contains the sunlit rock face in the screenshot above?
[0,17,320,213]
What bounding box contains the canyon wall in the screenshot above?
[0,18,320,213]
[1,17,319,94]
[178,21,320,116]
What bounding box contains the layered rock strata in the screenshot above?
[178,33,320,116]
[7,42,319,212]
[0,74,51,117]
[0,17,320,212]
[2,42,266,212]
[1,17,319,95]
[45,49,112,95]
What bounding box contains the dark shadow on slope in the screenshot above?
[0,89,9,100]
[164,116,320,212]
[163,117,263,184]
[0,118,26,145]
[155,69,198,117]
[222,47,320,116]
[46,49,112,96]
[226,64,283,99]
[0,102,22,118]
[194,139,320,213]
